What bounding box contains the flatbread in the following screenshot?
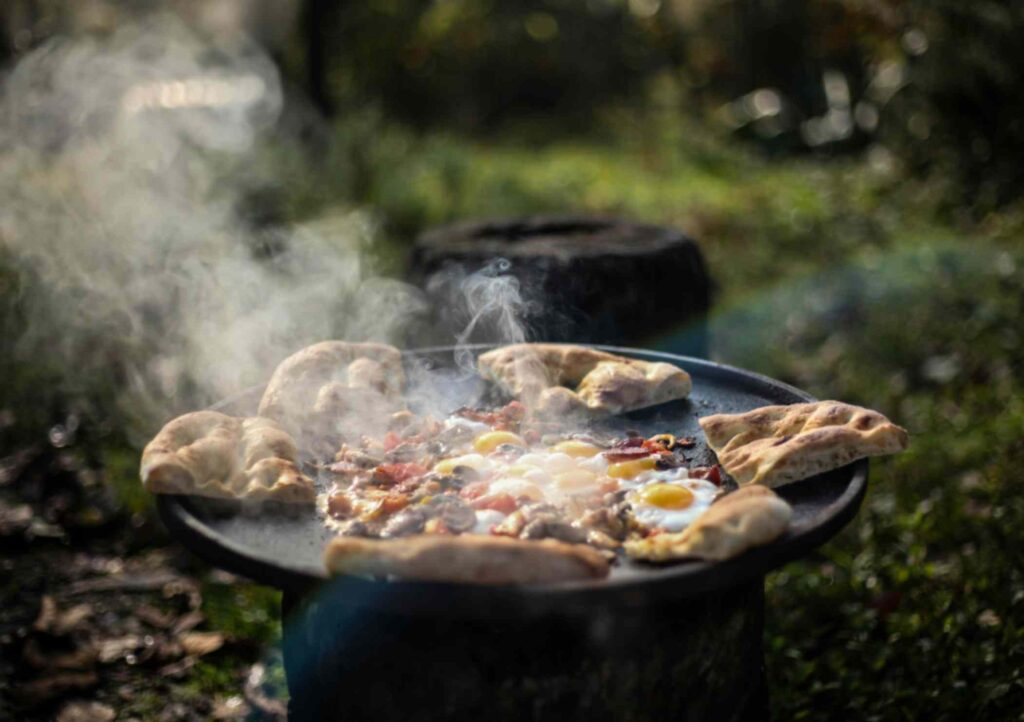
[140,411,315,503]
[699,400,909,487]
[324,534,610,584]
[624,485,792,562]
[258,341,406,447]
[477,343,691,418]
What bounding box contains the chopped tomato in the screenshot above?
[689,465,724,486]
[379,493,410,514]
[641,439,673,454]
[502,401,526,421]
[373,463,429,485]
[460,481,490,500]
[454,401,525,431]
[470,493,518,514]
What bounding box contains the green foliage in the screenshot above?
[313,0,684,131]
[202,580,281,644]
[881,1,1024,210]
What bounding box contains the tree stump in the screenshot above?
[407,215,713,357]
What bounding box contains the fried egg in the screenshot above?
[627,476,719,533]
[457,431,719,535]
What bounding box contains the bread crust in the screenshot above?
[140,411,315,503]
[699,400,909,487]
[477,343,691,418]
[624,485,792,562]
[324,534,610,584]
[258,341,405,445]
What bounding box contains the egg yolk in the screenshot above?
[554,469,598,490]
[551,440,601,458]
[607,457,658,479]
[474,431,526,454]
[433,454,487,475]
[639,483,694,509]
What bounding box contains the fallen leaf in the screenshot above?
[22,638,97,671]
[97,635,143,664]
[212,694,250,719]
[54,604,94,635]
[157,656,195,679]
[69,571,184,595]
[0,500,33,536]
[57,700,116,722]
[171,610,205,635]
[20,671,98,703]
[136,604,175,629]
[33,595,57,632]
[179,631,224,657]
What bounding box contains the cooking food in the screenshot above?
[139,342,909,585]
[317,400,792,583]
[140,411,315,504]
[477,343,692,418]
[625,485,792,561]
[699,401,909,487]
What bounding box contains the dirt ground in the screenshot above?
[0,438,288,721]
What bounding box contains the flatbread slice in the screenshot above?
[324,534,610,584]
[258,341,406,446]
[700,400,909,487]
[140,411,315,503]
[624,485,792,562]
[477,343,691,418]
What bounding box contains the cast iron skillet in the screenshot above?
[156,345,867,617]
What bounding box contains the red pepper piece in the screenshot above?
[374,463,428,485]
[460,481,490,500]
[382,431,402,451]
[470,493,518,514]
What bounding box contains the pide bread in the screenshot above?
[141,411,315,504]
[477,343,691,418]
[699,401,908,487]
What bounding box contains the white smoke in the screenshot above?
[0,16,427,440]
[425,258,535,375]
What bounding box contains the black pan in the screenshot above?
[157,345,867,617]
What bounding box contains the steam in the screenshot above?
[427,258,535,374]
[0,16,536,442]
[0,17,423,439]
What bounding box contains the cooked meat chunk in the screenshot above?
[577,507,628,540]
[521,518,587,544]
[381,508,427,537]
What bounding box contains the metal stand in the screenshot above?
[281,578,769,722]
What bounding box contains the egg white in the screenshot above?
[628,478,718,533]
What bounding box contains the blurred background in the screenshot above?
[2,0,1023,719]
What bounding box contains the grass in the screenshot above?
[6,107,1024,717]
